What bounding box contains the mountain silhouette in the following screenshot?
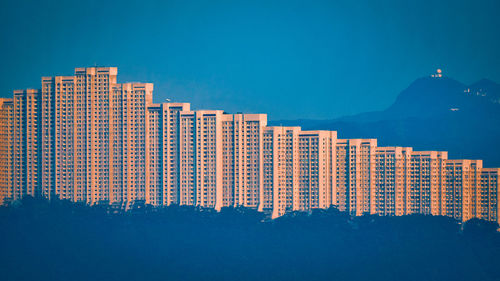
[272,75,500,166]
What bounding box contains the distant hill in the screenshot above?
[272,76,500,167]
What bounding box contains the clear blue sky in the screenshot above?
[1,0,499,119]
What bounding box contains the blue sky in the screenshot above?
[1,0,499,119]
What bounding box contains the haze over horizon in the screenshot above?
[1,0,499,119]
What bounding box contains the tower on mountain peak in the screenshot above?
[431,69,443,78]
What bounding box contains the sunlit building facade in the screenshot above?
[444,159,482,221]
[0,98,14,205]
[41,76,74,201]
[478,168,499,223]
[408,151,448,216]
[335,139,377,216]
[13,90,39,200]
[145,102,192,206]
[375,147,412,216]
[262,126,301,218]
[297,131,336,211]
[0,66,499,224]
[221,113,267,209]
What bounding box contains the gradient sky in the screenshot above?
[1,0,499,120]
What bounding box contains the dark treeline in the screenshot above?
[0,197,499,281]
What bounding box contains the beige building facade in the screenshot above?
[445,159,483,221]
[0,98,14,205]
[478,168,499,223]
[407,151,448,216]
[262,126,301,218]
[375,147,412,216]
[335,139,377,216]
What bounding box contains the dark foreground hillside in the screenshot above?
[0,198,499,281]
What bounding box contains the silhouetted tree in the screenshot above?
[0,196,498,281]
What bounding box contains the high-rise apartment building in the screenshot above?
[262,126,301,218]
[110,83,153,205]
[12,90,39,200]
[478,168,499,224]
[407,151,448,216]
[0,99,14,205]
[145,104,163,206]
[163,103,191,205]
[76,67,118,204]
[297,131,336,211]
[0,66,499,224]
[145,102,192,206]
[445,159,482,221]
[335,139,377,216]
[41,76,74,200]
[178,110,225,210]
[221,113,267,209]
[375,147,412,216]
